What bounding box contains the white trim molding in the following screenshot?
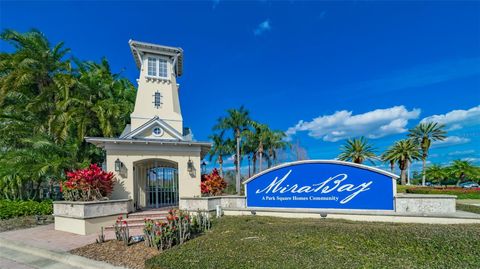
[120,116,184,140]
[242,159,400,185]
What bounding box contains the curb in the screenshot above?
[0,237,126,269]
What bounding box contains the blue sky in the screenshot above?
[1,1,479,171]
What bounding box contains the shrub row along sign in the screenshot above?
[244,160,398,210]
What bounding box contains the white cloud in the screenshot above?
[286,106,421,142]
[421,105,480,130]
[432,136,471,148]
[253,20,271,36]
[223,155,235,164]
[461,157,479,163]
[448,150,475,156]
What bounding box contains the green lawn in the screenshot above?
[146,216,480,269]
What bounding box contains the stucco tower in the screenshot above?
[86,40,210,210]
[122,40,189,140]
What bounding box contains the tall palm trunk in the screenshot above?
[268,148,274,168]
[252,154,257,175]
[258,142,264,173]
[399,160,407,185]
[390,160,395,173]
[400,169,407,185]
[421,156,426,186]
[259,151,263,172]
[235,130,241,194]
[218,156,223,178]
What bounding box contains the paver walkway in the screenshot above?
[0,224,124,268]
[0,224,97,252]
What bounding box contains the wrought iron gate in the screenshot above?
[146,167,179,208]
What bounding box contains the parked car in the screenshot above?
[459,181,480,188]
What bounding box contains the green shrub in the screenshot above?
[0,200,53,219]
[406,187,480,199]
[396,185,411,193]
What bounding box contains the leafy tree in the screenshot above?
[213,106,251,194]
[0,29,135,199]
[408,122,447,186]
[337,137,376,164]
[383,139,421,185]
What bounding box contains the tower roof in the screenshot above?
[129,39,184,76]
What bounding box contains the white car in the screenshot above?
[459,181,480,188]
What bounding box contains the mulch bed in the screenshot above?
[70,240,159,269]
[0,215,54,232]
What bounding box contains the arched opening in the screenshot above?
[134,159,179,209]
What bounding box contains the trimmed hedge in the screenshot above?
[0,200,53,219]
[406,187,480,199]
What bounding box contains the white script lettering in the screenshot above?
[255,170,372,204]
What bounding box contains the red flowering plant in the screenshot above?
[201,168,227,196]
[60,164,116,201]
[143,209,211,251]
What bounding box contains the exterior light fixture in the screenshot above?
[114,158,123,172]
[187,158,194,173]
[201,161,207,175]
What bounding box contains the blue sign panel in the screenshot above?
[245,161,396,210]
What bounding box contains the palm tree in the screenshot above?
[245,122,271,173]
[380,152,396,173]
[448,160,479,185]
[0,29,136,199]
[213,106,251,194]
[243,133,258,175]
[408,122,447,186]
[383,139,421,185]
[425,164,448,185]
[208,134,233,178]
[265,130,290,168]
[337,137,376,164]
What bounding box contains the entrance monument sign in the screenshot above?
[244,160,397,211]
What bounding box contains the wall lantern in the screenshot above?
[187,158,194,173]
[114,158,123,172]
[201,161,207,175]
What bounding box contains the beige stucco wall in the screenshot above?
[55,215,120,235]
[130,53,183,132]
[53,199,132,235]
[105,143,202,208]
[180,196,246,212]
